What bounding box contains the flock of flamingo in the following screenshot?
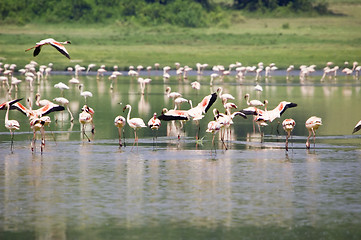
[0,38,360,154]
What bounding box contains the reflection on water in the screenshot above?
[1,73,361,238]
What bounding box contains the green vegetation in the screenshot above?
[0,2,360,70]
[1,0,331,26]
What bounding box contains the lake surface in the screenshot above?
[1,70,361,239]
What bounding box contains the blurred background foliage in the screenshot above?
[0,0,330,27]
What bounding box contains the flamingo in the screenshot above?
[148,112,161,146]
[212,108,228,150]
[206,119,222,150]
[1,99,22,153]
[305,116,322,149]
[254,84,263,92]
[352,120,361,134]
[10,99,64,153]
[174,97,189,110]
[123,104,146,148]
[79,84,93,103]
[282,118,296,151]
[241,101,297,138]
[214,108,247,144]
[216,87,235,105]
[241,101,298,123]
[86,63,96,74]
[35,93,52,107]
[54,82,70,96]
[165,86,182,99]
[25,38,71,59]
[244,93,264,107]
[53,97,74,122]
[191,81,201,91]
[79,105,95,142]
[114,114,126,147]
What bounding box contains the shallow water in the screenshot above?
[1,71,361,239]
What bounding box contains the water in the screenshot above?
[1,71,361,239]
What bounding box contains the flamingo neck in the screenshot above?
[5,104,9,122]
[245,95,250,105]
[126,106,132,122]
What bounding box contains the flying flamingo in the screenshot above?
[352,120,361,134]
[25,38,71,59]
[148,112,161,146]
[305,116,322,149]
[282,118,296,151]
[123,104,146,148]
[114,114,126,147]
[1,99,22,153]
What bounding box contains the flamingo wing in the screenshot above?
[232,111,247,119]
[198,92,217,114]
[33,46,43,57]
[50,41,71,59]
[158,110,189,121]
[240,107,259,116]
[10,102,30,116]
[352,120,361,134]
[37,104,65,116]
[0,98,23,110]
[277,101,298,116]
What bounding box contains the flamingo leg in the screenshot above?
[91,120,95,134]
[285,131,290,151]
[40,128,45,153]
[312,128,316,148]
[132,130,137,148]
[10,131,14,154]
[118,127,122,147]
[32,130,36,152]
[306,131,312,149]
[122,128,126,147]
[82,124,91,142]
[67,106,74,122]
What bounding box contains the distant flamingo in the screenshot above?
[114,114,126,147]
[79,84,93,103]
[123,104,146,148]
[54,82,70,96]
[148,112,161,145]
[282,118,296,151]
[216,87,235,105]
[53,97,74,122]
[25,38,71,59]
[305,116,322,149]
[165,86,182,99]
[191,81,201,91]
[35,93,52,107]
[244,93,264,107]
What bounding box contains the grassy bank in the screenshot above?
[0,3,360,71]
